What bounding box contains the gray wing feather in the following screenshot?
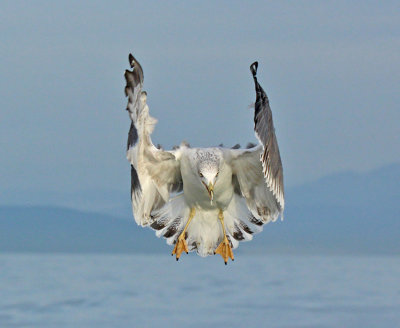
[124,54,182,226]
[250,62,284,210]
[228,62,284,223]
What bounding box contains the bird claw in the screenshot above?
[172,235,189,261]
[214,236,234,265]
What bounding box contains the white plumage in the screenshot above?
[124,54,284,263]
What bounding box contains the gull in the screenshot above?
[124,54,284,264]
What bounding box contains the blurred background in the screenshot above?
[1,1,399,327]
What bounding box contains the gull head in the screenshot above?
[196,151,221,203]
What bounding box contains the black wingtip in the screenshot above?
[250,61,258,77]
[128,53,135,68]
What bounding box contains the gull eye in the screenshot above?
[199,172,203,177]
[216,171,219,177]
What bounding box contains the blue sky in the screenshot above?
[1,1,399,197]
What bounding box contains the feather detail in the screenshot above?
[250,62,284,212]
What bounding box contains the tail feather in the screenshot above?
[224,194,264,244]
[149,194,265,257]
[150,194,189,244]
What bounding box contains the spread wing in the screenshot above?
[124,54,182,226]
[227,61,284,224]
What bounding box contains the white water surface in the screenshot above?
[1,254,399,327]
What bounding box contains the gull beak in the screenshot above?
[207,182,214,203]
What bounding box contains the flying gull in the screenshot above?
[124,54,284,264]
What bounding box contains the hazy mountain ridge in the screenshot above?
[1,163,399,254]
[0,206,166,253]
[288,163,400,209]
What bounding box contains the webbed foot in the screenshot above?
[215,236,234,265]
[172,234,188,261]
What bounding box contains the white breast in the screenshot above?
[180,153,234,210]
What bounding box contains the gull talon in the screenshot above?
[215,209,235,265]
[172,208,195,261]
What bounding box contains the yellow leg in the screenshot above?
[214,209,234,265]
[172,207,196,261]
